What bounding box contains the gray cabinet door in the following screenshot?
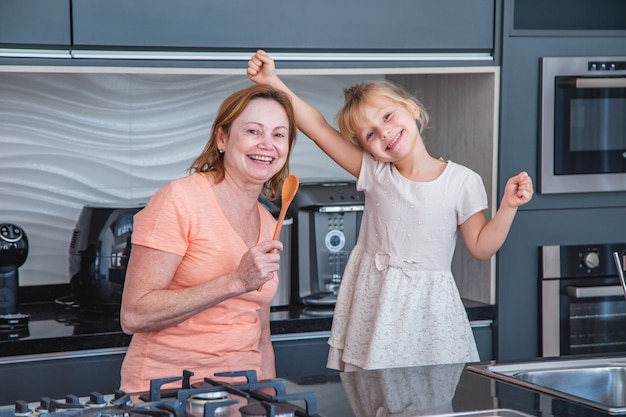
[71,0,494,52]
[0,351,124,404]
[0,0,70,48]
[273,334,331,378]
[472,323,493,361]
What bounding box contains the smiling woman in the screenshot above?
[118,84,299,393]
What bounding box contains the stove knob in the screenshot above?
[65,395,80,406]
[87,392,107,407]
[14,400,31,416]
[583,251,600,269]
[112,391,131,407]
[36,397,51,412]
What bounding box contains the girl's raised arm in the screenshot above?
[248,50,362,178]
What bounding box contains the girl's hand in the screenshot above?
[503,171,534,208]
[247,50,279,86]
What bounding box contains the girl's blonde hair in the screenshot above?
[337,80,429,148]
[188,85,297,200]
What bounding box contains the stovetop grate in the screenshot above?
[0,370,321,417]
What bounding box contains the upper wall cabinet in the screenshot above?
[71,0,495,53]
[512,0,626,31]
[0,0,70,49]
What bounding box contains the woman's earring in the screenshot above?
[218,149,224,155]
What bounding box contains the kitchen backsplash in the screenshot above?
[0,70,366,287]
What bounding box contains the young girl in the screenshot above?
[248,50,534,371]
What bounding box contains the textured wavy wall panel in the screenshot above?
[0,71,367,287]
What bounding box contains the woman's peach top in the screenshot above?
[120,173,278,393]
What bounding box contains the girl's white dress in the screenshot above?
[327,154,487,370]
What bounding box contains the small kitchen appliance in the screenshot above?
[69,203,144,315]
[0,224,29,316]
[287,181,364,308]
[259,196,292,307]
[69,198,292,312]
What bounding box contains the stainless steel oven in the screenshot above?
[541,243,626,357]
[540,56,626,194]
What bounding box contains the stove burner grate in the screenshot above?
[0,370,321,417]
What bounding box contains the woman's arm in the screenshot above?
[120,240,282,334]
[248,50,363,178]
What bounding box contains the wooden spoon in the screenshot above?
[259,174,300,291]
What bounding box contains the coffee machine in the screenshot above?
[69,203,144,315]
[287,181,364,308]
[0,224,29,317]
[259,195,292,307]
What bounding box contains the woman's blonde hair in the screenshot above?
[188,85,297,200]
[337,80,429,148]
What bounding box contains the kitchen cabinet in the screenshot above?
[0,0,70,50]
[0,348,125,404]
[71,0,495,53]
[512,0,626,31]
[272,322,492,379]
[472,320,493,361]
[272,332,331,378]
[495,0,626,362]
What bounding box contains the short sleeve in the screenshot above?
[456,168,489,225]
[357,152,390,192]
[132,181,192,256]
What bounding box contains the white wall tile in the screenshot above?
[0,71,370,288]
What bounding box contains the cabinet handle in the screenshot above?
[271,331,331,342]
[0,347,128,365]
[470,320,492,328]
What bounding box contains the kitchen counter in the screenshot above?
[280,361,612,417]
[0,357,613,417]
[0,296,494,358]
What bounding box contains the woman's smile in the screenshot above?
[248,154,274,164]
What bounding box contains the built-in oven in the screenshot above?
[541,243,626,357]
[540,56,626,194]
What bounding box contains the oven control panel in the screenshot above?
[541,243,626,279]
[588,60,626,71]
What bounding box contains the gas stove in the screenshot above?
[0,370,321,417]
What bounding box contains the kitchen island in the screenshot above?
[0,289,495,407]
[277,362,615,417]
[0,358,615,417]
[0,294,612,416]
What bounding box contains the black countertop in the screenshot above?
[0,297,494,358]
[0,358,614,416]
[280,361,616,417]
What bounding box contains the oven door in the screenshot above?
[542,277,626,357]
[553,76,626,175]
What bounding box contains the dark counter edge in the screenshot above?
[0,284,495,358]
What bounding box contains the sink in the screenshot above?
[425,409,535,416]
[467,356,626,414]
